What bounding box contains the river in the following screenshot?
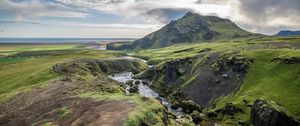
[108,56,187,119]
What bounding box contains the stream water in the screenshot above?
[108,57,186,118]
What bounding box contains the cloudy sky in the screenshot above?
[0,0,299,38]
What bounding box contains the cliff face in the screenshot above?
[136,52,252,107]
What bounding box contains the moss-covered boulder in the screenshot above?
[180,100,203,114]
[251,99,299,126]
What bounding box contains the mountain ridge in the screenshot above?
[109,12,260,50]
[276,30,300,36]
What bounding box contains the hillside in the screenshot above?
[109,12,259,50]
[0,46,181,126]
[133,36,300,125]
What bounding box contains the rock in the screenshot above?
[125,80,134,85]
[170,102,180,110]
[142,81,148,85]
[172,91,187,101]
[243,99,251,107]
[191,111,202,124]
[198,48,212,53]
[271,57,300,64]
[140,122,149,126]
[221,103,244,115]
[134,80,141,85]
[207,111,217,118]
[128,85,139,93]
[180,100,202,114]
[251,99,299,126]
[141,97,149,101]
[62,76,72,82]
[222,74,228,78]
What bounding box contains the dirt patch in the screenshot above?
[0,97,135,126]
[0,74,135,126]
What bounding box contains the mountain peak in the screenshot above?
[113,13,257,50]
[183,12,200,17]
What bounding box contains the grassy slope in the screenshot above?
[133,36,300,122]
[0,44,126,102]
[0,44,173,126]
[213,49,300,123]
[0,44,81,56]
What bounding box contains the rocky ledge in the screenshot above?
[251,99,299,126]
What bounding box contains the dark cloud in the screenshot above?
[143,8,191,23]
[238,0,300,23]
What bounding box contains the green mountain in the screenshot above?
[110,12,258,50]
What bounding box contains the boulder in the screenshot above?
[170,102,180,110]
[134,80,141,85]
[251,99,299,126]
[142,81,148,85]
[180,100,202,114]
[221,103,244,115]
[125,80,134,85]
[207,111,217,118]
[191,111,202,124]
[128,85,139,93]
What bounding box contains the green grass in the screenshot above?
[0,44,81,52]
[0,49,126,102]
[43,122,56,126]
[133,36,300,64]
[211,49,300,123]
[57,107,70,119]
[133,36,300,123]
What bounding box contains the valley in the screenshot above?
[0,12,300,126]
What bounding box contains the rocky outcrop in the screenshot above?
[180,100,203,114]
[219,103,244,115]
[126,80,140,93]
[138,53,252,107]
[53,58,148,76]
[251,99,299,126]
[271,56,300,64]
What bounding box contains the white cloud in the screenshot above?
[1,0,299,37]
[0,0,90,20]
[57,0,300,34]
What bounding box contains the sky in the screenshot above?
[0,0,299,38]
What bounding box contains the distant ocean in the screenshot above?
[0,38,136,44]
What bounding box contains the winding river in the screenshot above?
[108,56,187,118]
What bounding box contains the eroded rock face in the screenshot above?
[53,58,148,76]
[271,57,300,64]
[182,54,252,107]
[137,53,252,108]
[180,100,203,114]
[251,99,299,126]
